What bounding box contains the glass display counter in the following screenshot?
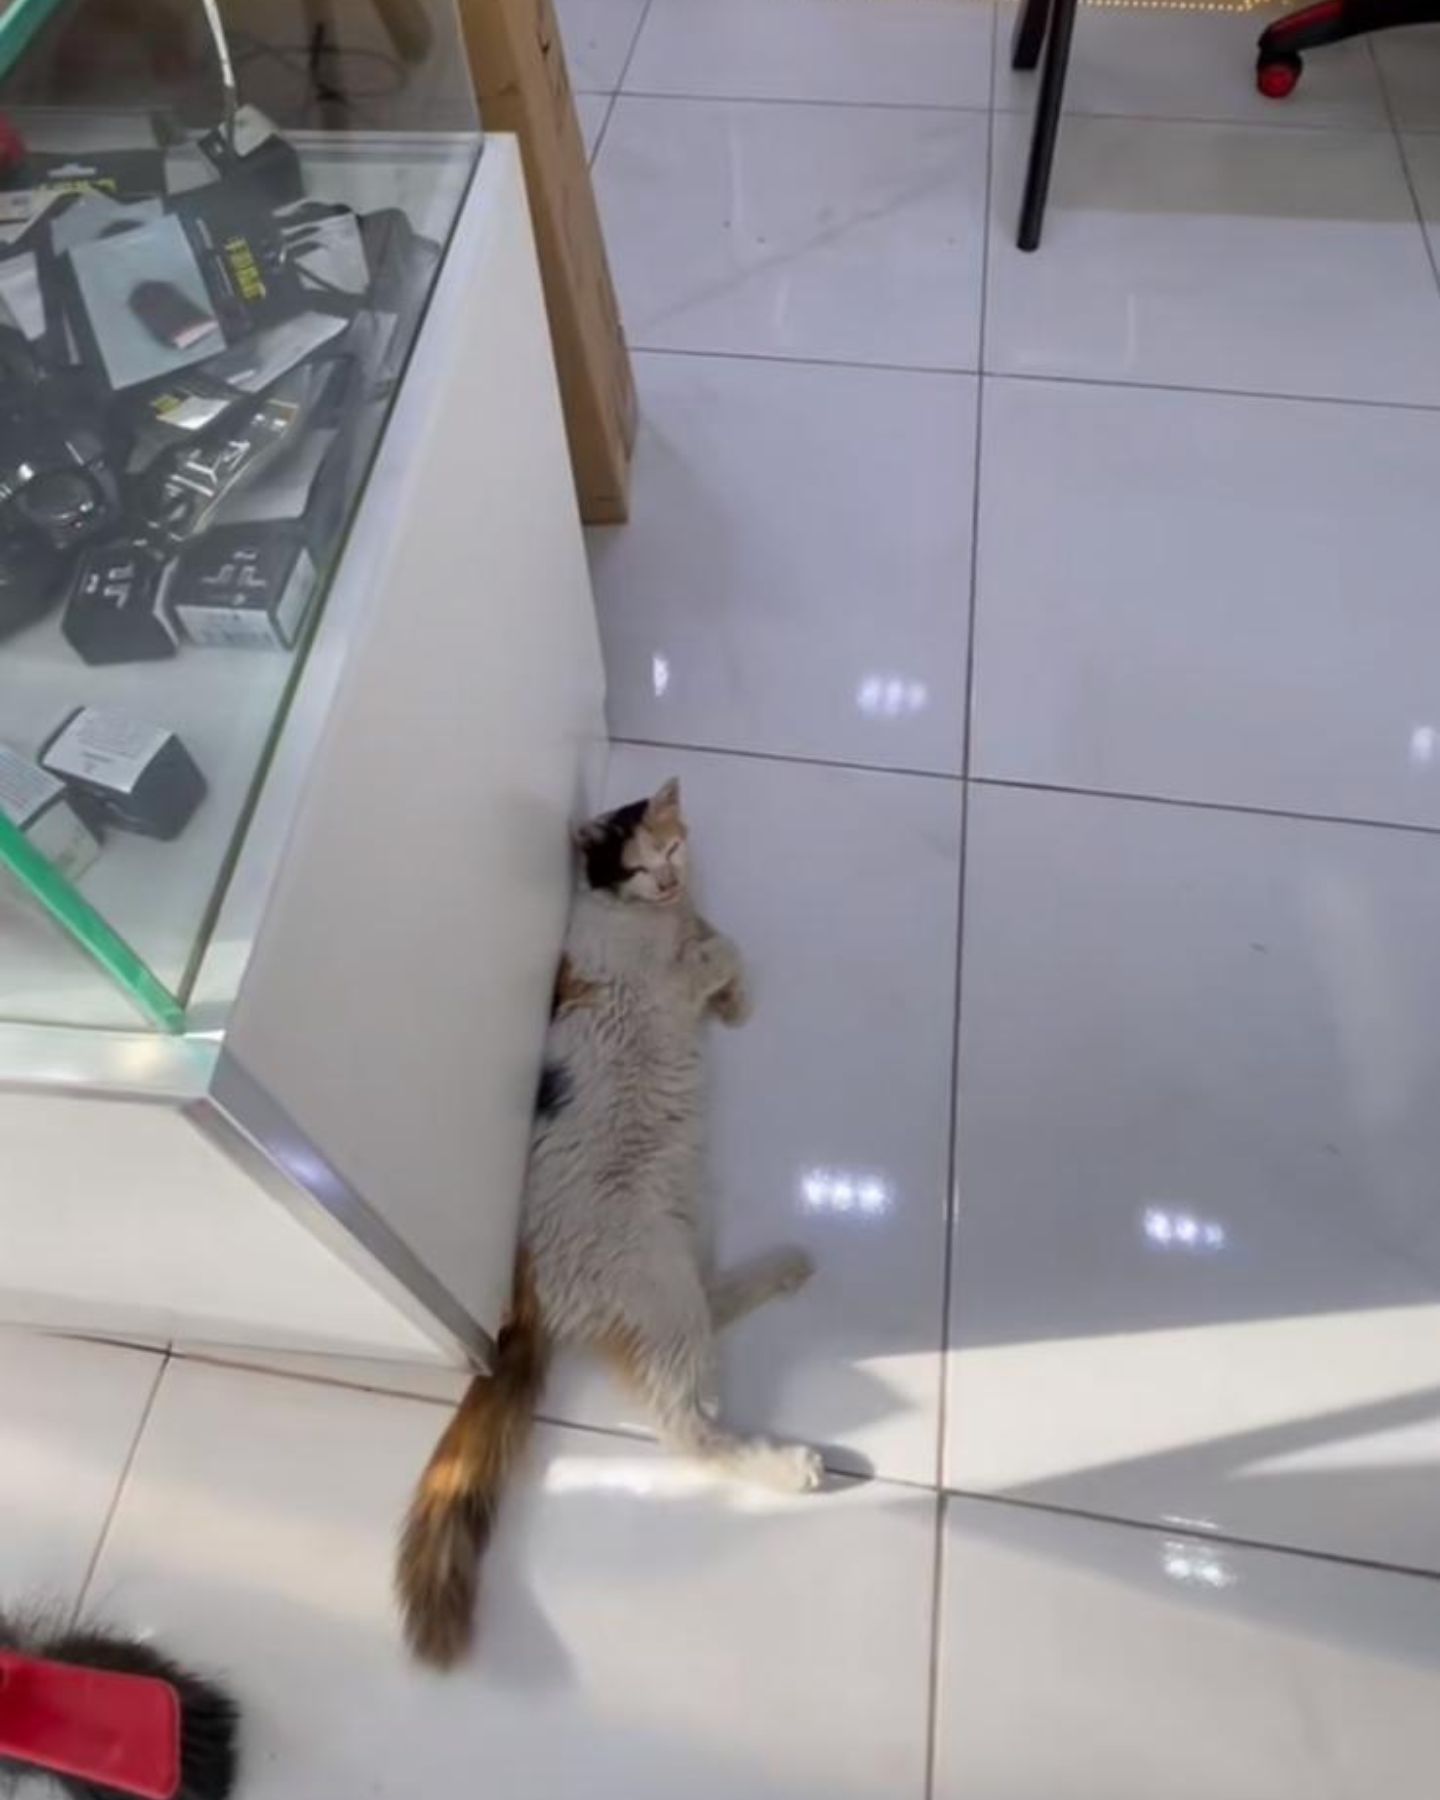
[0,0,606,1373]
[0,0,481,1030]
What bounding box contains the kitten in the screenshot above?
[396,778,820,1668]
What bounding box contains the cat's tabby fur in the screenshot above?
[396,779,820,1667]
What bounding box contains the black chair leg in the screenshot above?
[1011,0,1053,70]
[1016,0,1080,252]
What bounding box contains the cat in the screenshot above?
[396,777,821,1668]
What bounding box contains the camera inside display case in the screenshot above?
[0,0,480,1030]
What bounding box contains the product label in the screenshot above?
[42,708,171,795]
[175,599,281,647]
[0,744,64,829]
[148,379,235,434]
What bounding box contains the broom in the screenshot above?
[0,1612,238,1800]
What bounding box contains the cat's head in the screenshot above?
[575,778,689,904]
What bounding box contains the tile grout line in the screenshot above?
[615,88,992,117]
[167,1346,467,1407]
[1371,38,1440,297]
[68,1350,170,1629]
[162,1345,881,1485]
[992,364,1440,416]
[973,773,1440,841]
[610,732,963,783]
[579,0,658,171]
[604,84,1402,135]
[623,341,1440,416]
[924,18,999,1796]
[588,91,619,168]
[627,342,981,380]
[942,1485,1440,1588]
[154,1344,1440,1590]
[614,734,1440,844]
[921,1492,951,1799]
[613,0,662,99]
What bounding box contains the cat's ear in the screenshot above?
[647,777,682,824]
[572,818,604,850]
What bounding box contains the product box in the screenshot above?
[0,743,100,880]
[454,0,636,523]
[40,706,206,841]
[61,542,177,664]
[169,524,317,649]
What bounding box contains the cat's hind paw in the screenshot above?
[737,1441,825,1494]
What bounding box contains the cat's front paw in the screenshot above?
[709,976,752,1027]
[769,1246,814,1295]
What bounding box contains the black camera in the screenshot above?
[0,345,122,552]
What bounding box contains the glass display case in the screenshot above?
[0,0,482,1031]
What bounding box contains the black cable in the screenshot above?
[226,27,408,119]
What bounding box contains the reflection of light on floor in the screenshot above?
[542,1455,806,1513]
[1141,1205,1227,1253]
[1244,1416,1440,1479]
[1161,1512,1220,1533]
[799,1167,894,1217]
[856,675,927,719]
[949,1303,1440,1488]
[651,653,670,698]
[1409,724,1438,767]
[1162,1539,1237,1589]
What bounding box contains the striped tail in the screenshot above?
[395,1258,548,1667]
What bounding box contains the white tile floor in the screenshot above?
[12,4,1440,1796]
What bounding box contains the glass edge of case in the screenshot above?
[0,0,66,83]
[0,812,185,1030]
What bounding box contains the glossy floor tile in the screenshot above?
[590,352,975,773]
[936,1497,1440,1800]
[594,96,989,367]
[553,0,650,91]
[93,1359,936,1800]
[985,112,1440,405]
[625,0,996,108]
[971,376,1440,827]
[994,0,1388,128]
[542,743,961,1486]
[1374,24,1440,131]
[948,783,1440,1570]
[0,1333,160,1608]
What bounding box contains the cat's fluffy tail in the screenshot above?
[395,1255,548,1667]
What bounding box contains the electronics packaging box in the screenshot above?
[0,743,100,880]
[40,705,206,840]
[454,0,636,524]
